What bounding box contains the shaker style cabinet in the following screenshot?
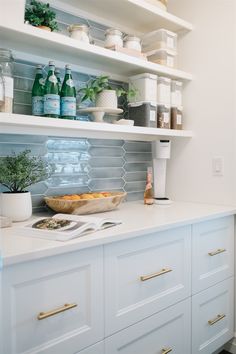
[105,298,191,354]
[104,226,191,335]
[192,216,234,294]
[1,216,234,354]
[2,247,104,354]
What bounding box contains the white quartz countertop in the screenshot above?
[1,201,236,266]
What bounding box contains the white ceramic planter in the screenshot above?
[0,191,32,222]
[96,90,118,108]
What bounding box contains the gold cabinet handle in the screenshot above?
[162,348,172,354]
[140,268,172,282]
[208,314,226,326]
[208,248,226,256]
[37,303,77,320]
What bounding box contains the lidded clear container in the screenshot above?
[157,76,171,105]
[68,24,90,43]
[0,48,14,113]
[105,28,123,48]
[143,29,177,53]
[171,80,183,107]
[147,48,176,68]
[124,35,142,52]
[157,104,171,129]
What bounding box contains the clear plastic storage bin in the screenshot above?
[142,29,177,53]
[129,73,158,103]
[128,102,157,128]
[157,77,171,105]
[157,104,171,129]
[171,80,183,107]
[171,106,183,130]
[147,48,176,68]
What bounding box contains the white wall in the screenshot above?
[166,0,236,206]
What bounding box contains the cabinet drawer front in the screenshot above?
[192,277,234,354]
[105,298,191,354]
[192,216,234,294]
[3,247,104,354]
[75,341,104,354]
[104,226,191,335]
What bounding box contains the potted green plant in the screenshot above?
[25,0,59,32]
[0,150,50,222]
[78,75,137,109]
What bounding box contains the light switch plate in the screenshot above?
[212,156,224,176]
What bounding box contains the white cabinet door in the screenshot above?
[105,298,191,354]
[75,341,104,354]
[104,226,191,335]
[192,277,234,354]
[192,216,234,294]
[2,247,104,354]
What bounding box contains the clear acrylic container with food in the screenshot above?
[157,104,171,129]
[142,29,177,53]
[171,80,183,107]
[157,76,171,105]
[128,73,158,103]
[147,48,177,68]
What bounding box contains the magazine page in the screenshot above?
[54,214,122,229]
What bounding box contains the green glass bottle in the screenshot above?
[44,61,60,118]
[60,64,76,120]
[55,68,62,94]
[32,64,44,116]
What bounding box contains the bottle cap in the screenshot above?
[55,68,60,73]
[36,64,42,69]
[65,64,71,70]
[48,61,55,66]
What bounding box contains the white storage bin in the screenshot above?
[143,29,177,53]
[147,48,176,68]
[171,80,183,107]
[157,76,171,105]
[129,73,158,103]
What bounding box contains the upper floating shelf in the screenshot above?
[50,0,193,34]
[0,24,193,81]
[0,114,193,142]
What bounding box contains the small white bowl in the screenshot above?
[114,119,134,126]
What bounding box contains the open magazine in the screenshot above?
[17,213,122,242]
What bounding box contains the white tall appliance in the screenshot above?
[152,140,172,205]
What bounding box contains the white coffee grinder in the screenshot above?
[152,140,172,205]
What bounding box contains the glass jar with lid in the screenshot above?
[0,48,14,113]
[105,28,123,48]
[124,35,142,52]
[68,24,90,43]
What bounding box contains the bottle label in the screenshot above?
[66,79,75,88]
[0,76,14,100]
[61,97,76,117]
[49,75,57,84]
[32,96,44,116]
[177,114,182,125]
[44,94,60,115]
[39,78,45,86]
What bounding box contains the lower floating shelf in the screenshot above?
[0,113,193,142]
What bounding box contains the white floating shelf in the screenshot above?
[0,24,193,81]
[0,114,193,142]
[50,0,193,34]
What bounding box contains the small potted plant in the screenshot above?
[25,0,59,32]
[78,75,137,108]
[0,150,50,222]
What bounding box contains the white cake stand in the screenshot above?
[78,107,123,123]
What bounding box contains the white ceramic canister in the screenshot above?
[0,191,32,222]
[105,28,123,48]
[68,24,90,43]
[124,35,142,52]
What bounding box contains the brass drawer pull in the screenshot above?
[208,248,226,256]
[208,314,226,326]
[162,348,172,354]
[37,303,77,320]
[140,268,172,282]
